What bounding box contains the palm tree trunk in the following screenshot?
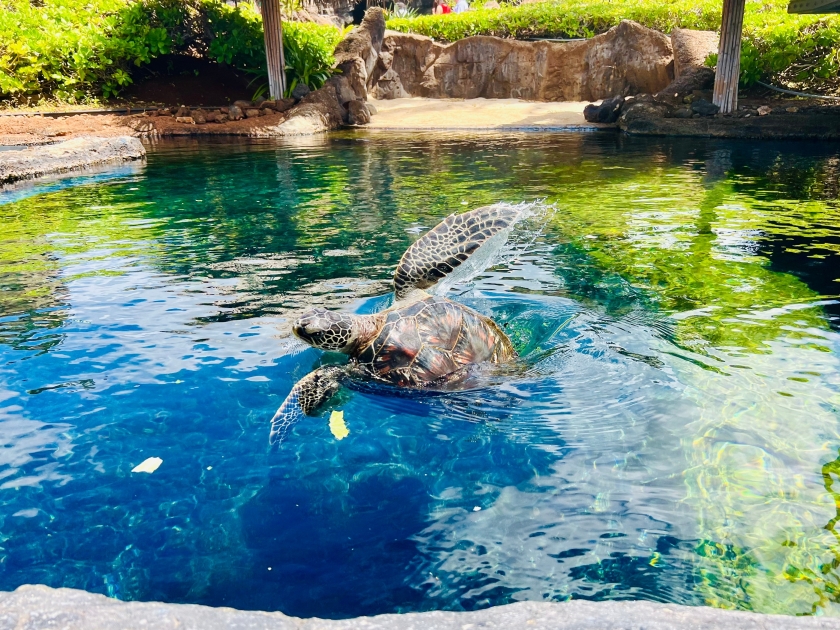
[712,0,746,114]
[261,0,287,100]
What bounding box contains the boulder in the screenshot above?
[333,7,386,101]
[583,95,624,123]
[192,109,207,124]
[347,100,371,125]
[325,74,359,105]
[691,98,719,116]
[260,99,296,113]
[244,108,261,118]
[371,20,673,101]
[228,105,244,121]
[655,28,718,99]
[291,83,311,101]
[655,66,715,100]
[175,105,190,118]
[233,99,254,110]
[670,107,694,118]
[619,99,670,125]
[252,85,346,136]
[671,28,719,79]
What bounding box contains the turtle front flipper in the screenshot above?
[269,366,343,446]
[394,204,525,300]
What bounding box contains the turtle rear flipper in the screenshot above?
[269,366,343,446]
[394,205,524,300]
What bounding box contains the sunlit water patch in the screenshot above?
[0,133,838,618]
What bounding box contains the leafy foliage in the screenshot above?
[0,0,341,103]
[387,0,840,92]
[282,22,343,97]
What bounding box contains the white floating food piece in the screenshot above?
[132,457,163,474]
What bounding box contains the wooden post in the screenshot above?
[712,0,746,114]
[260,0,287,100]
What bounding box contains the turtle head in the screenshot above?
[292,308,360,353]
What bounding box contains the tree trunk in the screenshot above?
[260,0,286,100]
[712,0,746,114]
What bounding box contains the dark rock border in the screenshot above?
[618,96,840,140]
[3,585,840,630]
[0,136,145,185]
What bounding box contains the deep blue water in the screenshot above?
[1,132,839,617]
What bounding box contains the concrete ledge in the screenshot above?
[0,136,145,185]
[2,585,839,630]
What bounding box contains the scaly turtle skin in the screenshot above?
[269,205,523,445]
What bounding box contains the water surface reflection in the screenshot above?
[0,132,838,617]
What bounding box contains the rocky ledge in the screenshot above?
[3,585,840,630]
[0,136,145,185]
[621,101,840,140]
[584,92,840,140]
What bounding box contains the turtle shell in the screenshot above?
[354,296,515,387]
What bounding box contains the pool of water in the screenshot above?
[1,132,839,618]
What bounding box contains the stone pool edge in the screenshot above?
[3,584,840,629]
[0,136,145,186]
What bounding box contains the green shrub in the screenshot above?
[281,22,344,97]
[386,0,840,92]
[385,0,725,42]
[0,0,341,103]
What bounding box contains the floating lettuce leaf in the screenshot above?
[131,457,162,474]
[329,410,349,440]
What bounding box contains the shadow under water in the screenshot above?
[0,132,838,618]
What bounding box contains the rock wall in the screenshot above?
[371,20,675,102]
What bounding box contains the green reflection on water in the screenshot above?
[1,133,839,614]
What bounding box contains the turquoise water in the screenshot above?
[1,132,839,617]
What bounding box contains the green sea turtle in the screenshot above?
[270,205,524,445]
